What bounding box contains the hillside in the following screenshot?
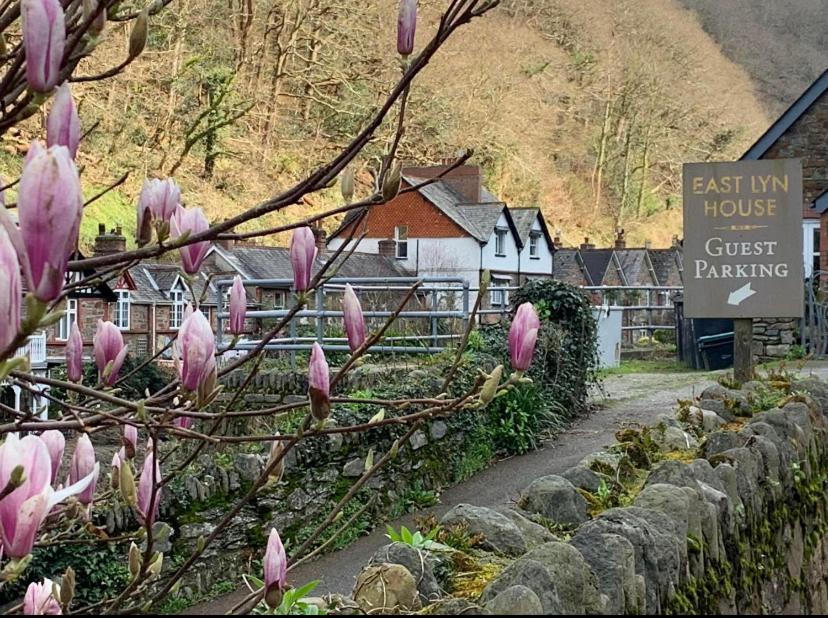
[4,0,771,250]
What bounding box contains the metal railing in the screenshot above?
[215,277,471,357]
[582,286,681,345]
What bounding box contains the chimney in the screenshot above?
[94,224,126,257]
[312,227,327,253]
[378,239,396,258]
[553,229,562,248]
[402,160,482,203]
[671,235,680,249]
[644,239,652,250]
[217,219,237,251]
[614,228,626,250]
[580,237,595,251]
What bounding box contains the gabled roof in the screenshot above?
[742,68,828,160]
[648,248,684,286]
[552,249,590,286]
[814,188,828,215]
[509,207,554,249]
[615,249,657,286]
[128,263,221,306]
[579,249,615,285]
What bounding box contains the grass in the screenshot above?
[600,358,698,376]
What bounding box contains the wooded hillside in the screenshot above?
[5,0,782,249]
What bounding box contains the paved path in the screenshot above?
[186,363,828,614]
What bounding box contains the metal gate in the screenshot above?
[804,274,828,356]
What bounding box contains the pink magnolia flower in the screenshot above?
[21,0,65,93]
[308,343,330,422]
[17,145,82,302]
[508,302,540,372]
[289,227,316,292]
[38,430,64,486]
[0,433,98,558]
[68,435,97,506]
[177,309,216,392]
[342,283,366,352]
[170,206,210,275]
[65,322,83,383]
[139,178,180,224]
[263,528,287,608]
[137,450,160,526]
[174,415,193,430]
[229,275,246,336]
[397,0,417,56]
[0,226,21,353]
[46,83,80,159]
[123,425,137,459]
[23,578,61,615]
[93,320,128,386]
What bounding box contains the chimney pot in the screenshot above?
[94,223,127,257]
[614,228,626,250]
[98,223,106,235]
[644,240,652,250]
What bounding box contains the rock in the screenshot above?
[560,465,607,493]
[370,543,441,603]
[483,585,543,615]
[234,453,264,482]
[633,484,690,542]
[571,531,639,615]
[441,504,526,556]
[702,410,726,432]
[410,430,428,451]
[353,564,421,613]
[580,451,623,476]
[180,522,215,540]
[479,558,562,614]
[655,413,685,429]
[654,425,699,451]
[287,488,313,511]
[702,430,746,458]
[430,421,448,441]
[426,599,491,614]
[518,475,588,527]
[796,378,828,412]
[698,398,736,422]
[343,458,364,478]
[497,508,555,549]
[521,542,605,614]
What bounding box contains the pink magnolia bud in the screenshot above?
[18,145,82,302]
[178,309,216,392]
[23,578,62,615]
[137,450,160,526]
[46,83,80,159]
[65,322,83,383]
[93,320,128,386]
[397,0,417,56]
[139,178,180,224]
[0,434,98,558]
[263,528,287,608]
[39,430,64,486]
[21,0,65,93]
[229,275,246,336]
[170,206,210,275]
[289,226,316,292]
[308,343,330,422]
[342,284,366,352]
[68,435,97,506]
[508,302,540,372]
[123,425,137,459]
[0,226,21,353]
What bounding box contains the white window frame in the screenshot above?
[490,278,510,307]
[170,285,186,329]
[57,299,77,341]
[804,220,820,279]
[529,233,540,258]
[114,289,131,330]
[394,225,409,260]
[273,290,286,310]
[495,228,507,257]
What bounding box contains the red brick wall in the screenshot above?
[402,165,482,202]
[340,188,467,240]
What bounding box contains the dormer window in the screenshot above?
[529,232,540,258]
[169,280,187,329]
[495,228,507,257]
[395,225,409,260]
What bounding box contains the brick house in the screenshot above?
[742,68,828,279]
[327,163,555,312]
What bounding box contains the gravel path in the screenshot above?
[184,362,828,615]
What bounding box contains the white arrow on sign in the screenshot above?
[727,283,757,306]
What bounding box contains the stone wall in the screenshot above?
[346,376,828,615]
[753,317,800,359]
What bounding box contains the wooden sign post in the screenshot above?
[682,159,804,382]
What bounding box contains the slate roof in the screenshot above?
[648,248,684,286]
[615,249,656,286]
[552,249,590,286]
[814,188,828,215]
[743,68,828,160]
[129,263,221,306]
[579,249,615,285]
[510,208,539,244]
